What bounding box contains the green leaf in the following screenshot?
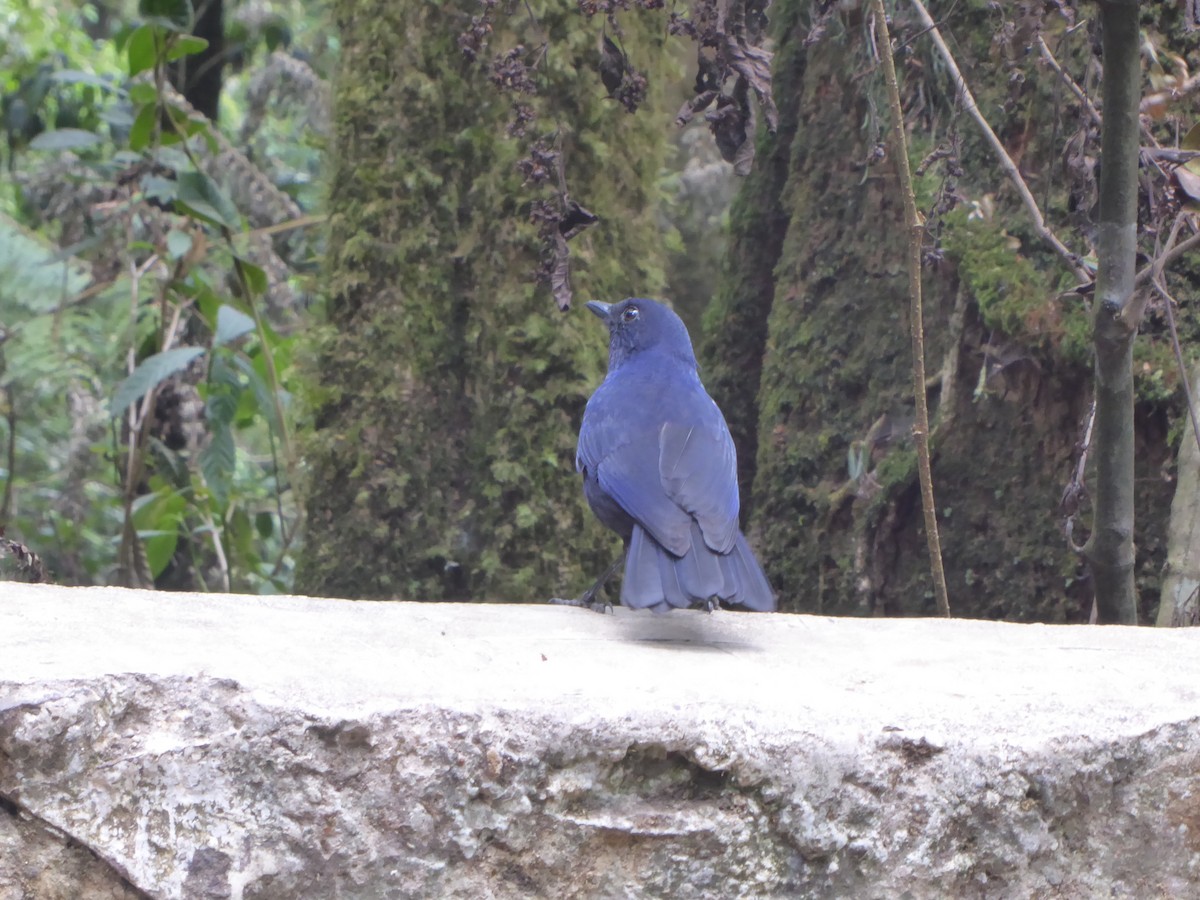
[128,82,158,106]
[199,418,236,507]
[166,229,192,260]
[132,488,186,578]
[208,386,239,425]
[176,171,240,229]
[153,146,189,169]
[232,354,283,433]
[110,347,205,417]
[1183,123,1200,152]
[142,175,178,205]
[127,24,160,76]
[29,128,102,151]
[255,512,274,538]
[190,277,221,327]
[227,507,257,565]
[167,34,208,60]
[50,70,124,93]
[139,0,194,31]
[101,107,135,129]
[129,103,156,151]
[236,258,267,296]
[215,305,255,346]
[143,529,181,578]
[264,21,292,52]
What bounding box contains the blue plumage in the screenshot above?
[577,298,775,613]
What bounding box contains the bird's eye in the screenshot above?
[621,306,640,323]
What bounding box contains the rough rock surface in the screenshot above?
[2,583,1200,899]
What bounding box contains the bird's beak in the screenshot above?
[585,301,612,321]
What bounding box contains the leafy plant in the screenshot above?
[1,0,315,591]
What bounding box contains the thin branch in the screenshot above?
[907,0,1090,283]
[1141,148,1200,164]
[1039,27,1179,178]
[871,0,951,618]
[1,385,14,524]
[1148,216,1200,457]
[1063,399,1096,555]
[1136,228,1200,286]
[1036,35,1101,126]
[1154,280,1200,455]
[200,508,232,592]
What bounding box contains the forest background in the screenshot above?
[2,0,1198,626]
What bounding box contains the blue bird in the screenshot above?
[576,297,775,613]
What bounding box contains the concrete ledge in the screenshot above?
[2,583,1199,898]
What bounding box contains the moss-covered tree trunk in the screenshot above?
[710,0,1179,621]
[698,0,805,517]
[297,2,671,600]
[1159,362,1200,626]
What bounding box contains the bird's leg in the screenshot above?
[548,554,624,614]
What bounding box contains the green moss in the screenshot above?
[699,0,806,516]
[719,0,1177,621]
[939,211,1089,363]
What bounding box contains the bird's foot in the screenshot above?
[548,595,613,615]
[548,554,623,615]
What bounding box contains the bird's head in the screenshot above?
[586,297,697,372]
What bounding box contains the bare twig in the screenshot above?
[935,284,969,427]
[871,0,951,618]
[1063,399,1096,555]
[1036,35,1102,126]
[908,0,1090,283]
[1154,280,1200,454]
[1141,148,1200,164]
[200,508,232,592]
[1136,228,1200,286]
[1148,216,1200,456]
[1,385,14,525]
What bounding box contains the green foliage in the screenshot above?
[940,210,1089,364]
[1,1,316,590]
[0,1,120,174]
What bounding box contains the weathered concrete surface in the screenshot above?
[1,583,1199,899]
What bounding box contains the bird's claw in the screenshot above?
[548,595,614,615]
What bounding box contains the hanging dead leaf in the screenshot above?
[550,233,572,311]
[600,35,627,96]
[559,199,598,240]
[1182,122,1200,151]
[676,90,719,127]
[1175,164,1200,204]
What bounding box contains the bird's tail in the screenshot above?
[620,524,776,613]
[717,532,776,612]
[621,524,680,614]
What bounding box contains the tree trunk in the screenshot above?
[699,0,805,519]
[172,0,224,121]
[723,0,1176,620]
[1158,361,1200,626]
[298,2,672,600]
[1082,1,1141,624]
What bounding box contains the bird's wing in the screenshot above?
[593,444,694,556]
[579,383,695,556]
[658,402,740,554]
[579,368,739,558]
